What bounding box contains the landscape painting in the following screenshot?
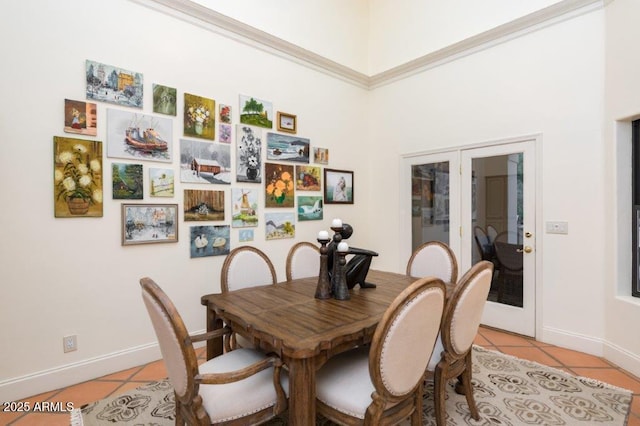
[231,188,258,228]
[265,212,295,240]
[297,196,323,221]
[86,60,143,108]
[190,225,230,258]
[180,139,231,184]
[106,108,172,162]
[149,168,174,197]
[184,189,225,221]
[121,204,177,245]
[266,132,310,163]
[239,95,273,129]
[112,163,143,200]
[64,99,97,136]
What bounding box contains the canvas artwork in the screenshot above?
[184,189,225,221]
[231,188,258,228]
[190,225,230,258]
[239,229,254,242]
[54,136,103,218]
[324,169,354,204]
[184,93,215,140]
[239,95,273,129]
[219,103,231,124]
[265,212,295,240]
[152,83,177,116]
[313,147,329,165]
[106,109,172,162]
[295,165,321,191]
[122,204,177,245]
[219,124,232,143]
[266,132,310,163]
[265,162,294,208]
[297,196,323,221]
[180,139,231,184]
[86,60,143,108]
[149,168,174,197]
[112,163,143,200]
[236,125,263,183]
[64,99,97,136]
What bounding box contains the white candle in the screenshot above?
[318,230,329,240]
[338,242,349,252]
[331,218,343,228]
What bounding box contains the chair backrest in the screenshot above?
[493,241,523,272]
[369,277,445,399]
[285,241,320,281]
[140,277,197,402]
[441,261,493,359]
[406,241,458,283]
[221,246,277,292]
[486,224,498,243]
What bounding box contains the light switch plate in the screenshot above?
[546,221,568,234]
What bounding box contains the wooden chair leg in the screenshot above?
[433,366,448,426]
[174,393,184,426]
[411,383,423,426]
[460,353,480,420]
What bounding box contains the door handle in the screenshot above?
[517,246,533,253]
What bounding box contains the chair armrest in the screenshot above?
[195,354,283,385]
[190,326,231,343]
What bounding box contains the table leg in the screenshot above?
[286,357,315,426]
[205,306,223,360]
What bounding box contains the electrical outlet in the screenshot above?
[63,335,77,353]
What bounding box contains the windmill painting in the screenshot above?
[231,188,258,228]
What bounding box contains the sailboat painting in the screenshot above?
[106,108,172,162]
[231,188,259,228]
[297,196,323,221]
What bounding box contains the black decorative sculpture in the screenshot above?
[315,232,332,299]
[327,222,379,290]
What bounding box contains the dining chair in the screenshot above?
[486,224,498,244]
[493,238,523,304]
[473,226,494,262]
[315,277,446,426]
[406,240,458,284]
[285,241,320,281]
[426,260,494,426]
[139,277,288,425]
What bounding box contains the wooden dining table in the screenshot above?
[201,269,435,426]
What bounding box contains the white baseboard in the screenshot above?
[603,339,640,379]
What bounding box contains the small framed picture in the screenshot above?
[324,169,354,204]
[122,203,178,245]
[277,112,297,134]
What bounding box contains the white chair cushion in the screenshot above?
[199,348,289,423]
[427,333,444,371]
[290,245,320,280]
[409,245,454,282]
[316,347,372,419]
[227,251,274,291]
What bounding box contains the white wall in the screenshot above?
[0,0,368,401]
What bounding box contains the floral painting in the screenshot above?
[239,94,273,129]
[265,212,295,240]
[149,168,174,197]
[106,109,172,162]
[190,225,230,258]
[236,125,262,183]
[265,163,294,208]
[184,189,225,221]
[112,163,143,200]
[219,124,232,143]
[231,188,258,228]
[184,93,215,140]
[180,139,232,184]
[219,103,231,123]
[64,99,97,136]
[54,136,103,218]
[297,196,323,221]
[295,165,321,191]
[266,132,310,163]
[152,83,176,116]
[85,60,143,108]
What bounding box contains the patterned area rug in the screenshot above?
[71,346,632,425]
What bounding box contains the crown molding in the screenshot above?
[132,0,604,90]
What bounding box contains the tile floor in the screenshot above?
[2,326,639,425]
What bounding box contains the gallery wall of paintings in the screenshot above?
[55,59,354,258]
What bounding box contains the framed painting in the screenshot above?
[324,168,354,204]
[149,168,174,197]
[152,83,177,116]
[297,196,323,221]
[184,189,225,221]
[54,136,103,218]
[180,139,231,184]
[265,212,295,240]
[239,229,254,242]
[236,125,263,183]
[313,147,329,165]
[190,225,230,258]
[86,59,143,108]
[64,99,97,136]
[295,165,321,191]
[112,163,143,200]
[219,103,232,124]
[231,188,258,228]
[121,203,178,245]
[239,95,273,129]
[184,93,215,140]
[219,123,232,143]
[276,112,296,134]
[106,108,172,162]
[265,162,294,207]
[266,132,310,163]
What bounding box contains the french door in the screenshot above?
[403,138,537,337]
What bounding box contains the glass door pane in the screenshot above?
[411,162,450,250]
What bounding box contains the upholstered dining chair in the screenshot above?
[406,241,458,284]
[140,277,288,425]
[473,226,494,262]
[285,241,320,281]
[315,277,446,426]
[486,224,498,244]
[426,260,494,426]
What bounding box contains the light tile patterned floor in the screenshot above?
[2,326,639,425]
